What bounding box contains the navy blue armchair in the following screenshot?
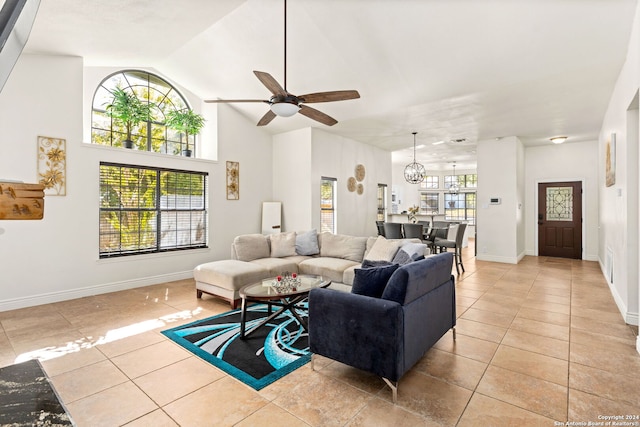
[308,252,456,403]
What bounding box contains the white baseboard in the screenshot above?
[597,258,639,326]
[475,254,519,264]
[0,271,193,312]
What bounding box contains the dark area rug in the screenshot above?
[162,303,310,390]
[0,359,73,426]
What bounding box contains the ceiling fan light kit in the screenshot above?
[270,100,300,117]
[204,0,359,127]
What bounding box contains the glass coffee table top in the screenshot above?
[239,274,331,339]
[241,274,331,300]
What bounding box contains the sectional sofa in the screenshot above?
[193,230,430,308]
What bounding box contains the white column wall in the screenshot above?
[476,136,522,263]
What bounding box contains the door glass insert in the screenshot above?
[546,187,573,221]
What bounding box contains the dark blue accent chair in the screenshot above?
[308,252,456,403]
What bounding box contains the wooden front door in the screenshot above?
[538,181,582,259]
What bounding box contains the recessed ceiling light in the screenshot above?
[415,144,426,149]
[432,140,445,145]
[550,136,567,144]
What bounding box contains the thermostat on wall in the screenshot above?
[489,197,501,205]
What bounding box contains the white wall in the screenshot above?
[476,136,523,263]
[311,129,391,237]
[599,3,640,331]
[0,55,273,311]
[273,128,313,232]
[523,141,600,261]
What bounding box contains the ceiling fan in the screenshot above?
[204,0,360,127]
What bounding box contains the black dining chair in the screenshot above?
[402,223,424,240]
[383,222,403,239]
[424,222,449,253]
[434,223,468,274]
[376,220,385,237]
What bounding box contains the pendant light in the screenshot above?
[404,132,425,184]
[449,161,460,195]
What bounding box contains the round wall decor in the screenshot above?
[356,183,364,195]
[355,164,366,181]
[347,177,357,192]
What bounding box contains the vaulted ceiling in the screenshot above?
[22,0,638,170]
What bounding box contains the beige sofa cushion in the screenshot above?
[298,257,359,284]
[233,234,270,261]
[270,231,297,257]
[319,233,368,262]
[194,260,268,291]
[250,256,303,277]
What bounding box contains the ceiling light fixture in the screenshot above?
[449,161,460,195]
[550,136,567,144]
[432,140,445,145]
[270,99,300,117]
[404,132,425,184]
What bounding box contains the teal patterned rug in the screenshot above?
[162,303,310,390]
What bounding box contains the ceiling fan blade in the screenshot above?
[254,71,287,97]
[257,110,277,126]
[204,99,268,103]
[298,90,360,103]
[299,105,338,126]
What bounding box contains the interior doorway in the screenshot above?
[538,181,582,259]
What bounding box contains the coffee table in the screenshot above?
[238,274,331,339]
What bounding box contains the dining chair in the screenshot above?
[425,222,450,253]
[376,220,385,237]
[383,222,403,239]
[417,220,430,239]
[434,223,467,274]
[402,223,425,240]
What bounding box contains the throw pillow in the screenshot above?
[364,236,402,262]
[351,263,400,298]
[361,259,394,268]
[295,229,320,255]
[392,242,428,265]
[234,234,270,261]
[270,231,297,257]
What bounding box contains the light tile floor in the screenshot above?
[1,242,639,426]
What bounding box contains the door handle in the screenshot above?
[538,222,543,225]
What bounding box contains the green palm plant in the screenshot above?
[165,109,206,157]
[105,87,153,149]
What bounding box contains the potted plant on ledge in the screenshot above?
[105,87,153,149]
[165,109,206,157]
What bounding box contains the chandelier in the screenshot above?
[404,132,425,184]
[449,161,460,195]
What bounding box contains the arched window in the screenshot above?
[91,70,196,156]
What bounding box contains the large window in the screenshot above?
[445,174,477,190]
[99,163,207,257]
[444,192,476,224]
[320,177,337,233]
[92,70,196,156]
[419,192,439,214]
[420,175,439,189]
